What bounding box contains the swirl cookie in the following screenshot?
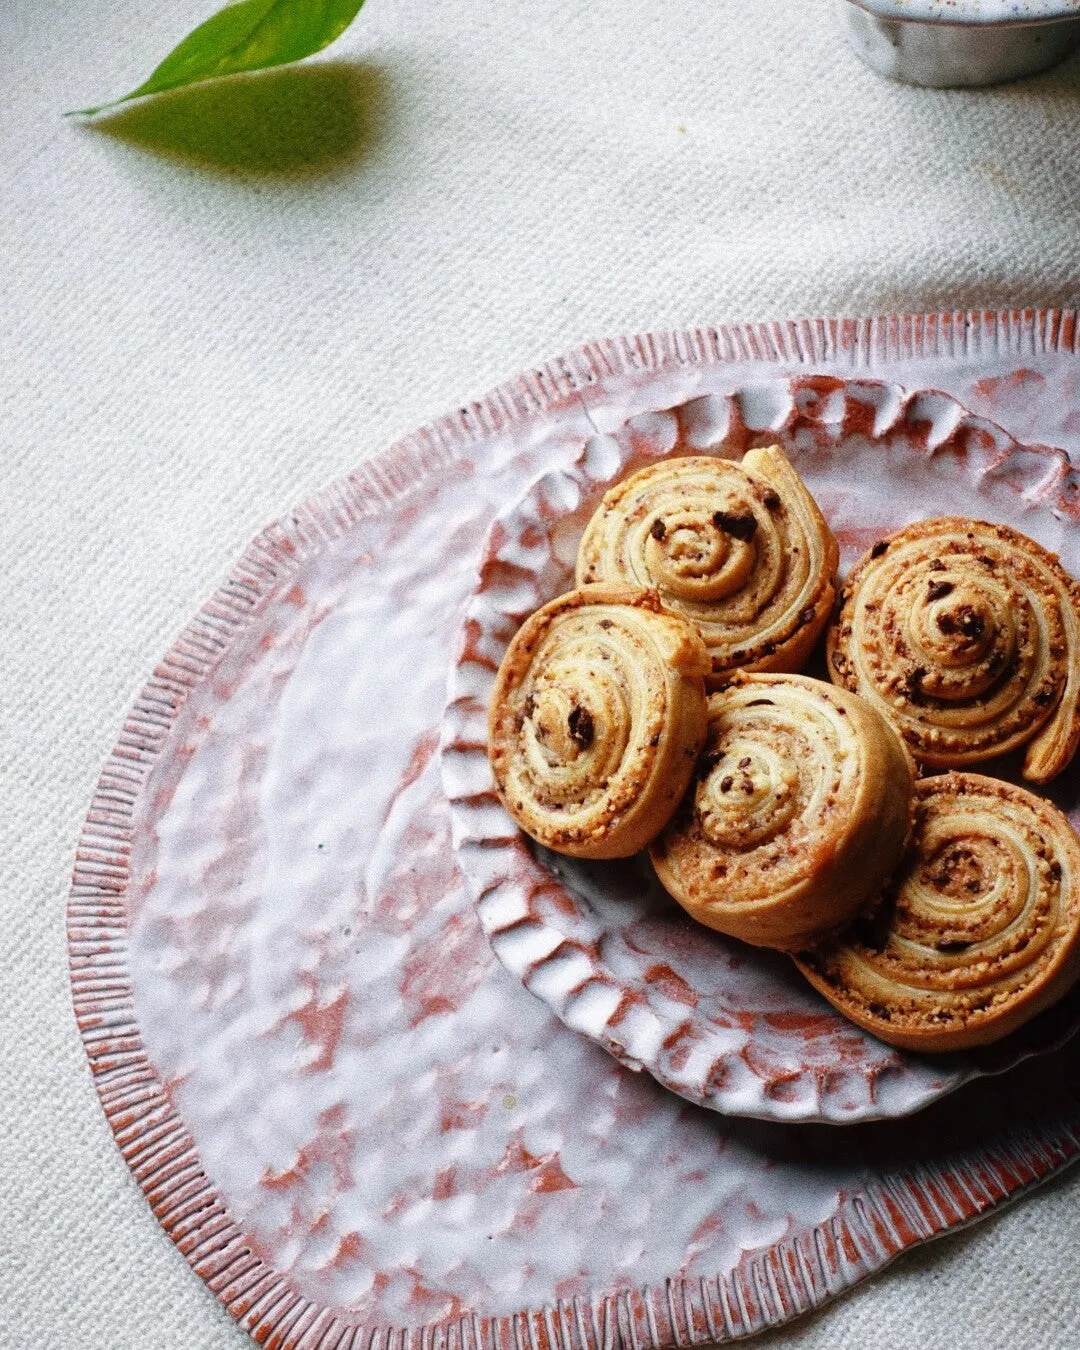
[488,586,710,859]
[575,449,838,685]
[828,518,1080,782]
[649,674,916,950]
[796,774,1080,1051]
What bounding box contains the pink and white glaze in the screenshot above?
[444,376,1080,1124]
[69,313,1080,1349]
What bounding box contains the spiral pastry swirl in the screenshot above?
[575,449,839,685]
[828,518,1080,783]
[649,674,916,950]
[488,587,710,859]
[795,774,1080,1051]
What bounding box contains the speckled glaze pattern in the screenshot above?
[850,0,1080,21]
[70,312,1080,1349]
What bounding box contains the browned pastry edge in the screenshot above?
[827,516,1080,783]
[649,673,916,950]
[795,772,1080,1051]
[488,585,710,859]
[575,448,839,685]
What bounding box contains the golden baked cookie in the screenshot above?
[487,586,710,859]
[795,773,1080,1052]
[649,673,916,950]
[575,449,838,686]
[827,517,1080,782]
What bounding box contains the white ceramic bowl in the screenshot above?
[836,0,1080,86]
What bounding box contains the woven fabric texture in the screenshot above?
[5,2,1080,1347]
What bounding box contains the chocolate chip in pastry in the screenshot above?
[575,449,839,686]
[488,586,710,859]
[827,517,1080,782]
[795,773,1080,1051]
[649,673,916,950]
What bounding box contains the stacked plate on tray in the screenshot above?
[71,316,1080,1350]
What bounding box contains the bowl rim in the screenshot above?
[845,0,1080,28]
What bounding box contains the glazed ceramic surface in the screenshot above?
[69,313,1080,1348]
[836,0,1080,85]
[444,377,1080,1124]
[850,1,1080,20]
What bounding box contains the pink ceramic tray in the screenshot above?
[443,375,1080,1123]
[70,312,1080,1348]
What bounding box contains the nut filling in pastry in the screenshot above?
[649,673,916,950]
[828,517,1080,782]
[575,449,839,685]
[487,586,710,859]
[796,773,1080,1052]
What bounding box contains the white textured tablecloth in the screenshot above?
[6,2,1080,1346]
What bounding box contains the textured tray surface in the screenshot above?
[443,376,1080,1122]
[68,312,1080,1349]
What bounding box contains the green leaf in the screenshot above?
[71,0,366,116]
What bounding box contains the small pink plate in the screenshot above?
[442,375,1080,1124]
